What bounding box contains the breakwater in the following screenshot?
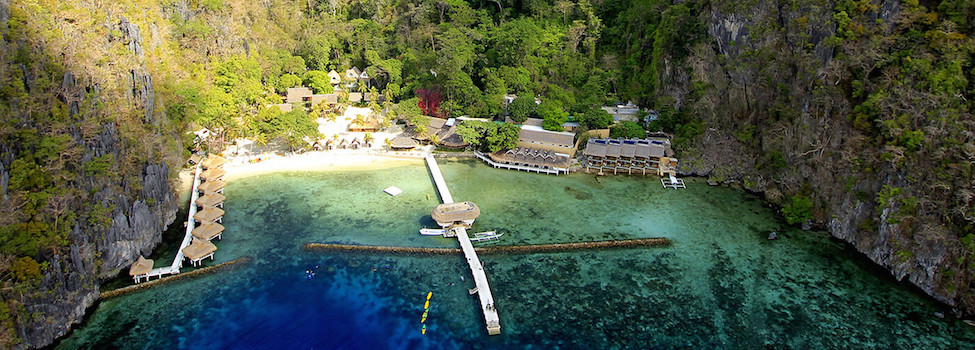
[303,238,672,255]
[99,257,252,299]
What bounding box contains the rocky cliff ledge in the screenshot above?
[664,0,975,315]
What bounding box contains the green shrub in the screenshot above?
[781,194,813,225]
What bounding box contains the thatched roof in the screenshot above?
[349,92,363,103]
[194,207,225,222]
[188,154,203,165]
[192,222,225,241]
[391,136,418,149]
[200,168,226,181]
[201,155,226,169]
[286,87,313,104]
[198,179,225,195]
[490,147,571,169]
[432,201,481,223]
[349,117,379,131]
[195,193,226,208]
[128,256,153,276]
[182,238,217,261]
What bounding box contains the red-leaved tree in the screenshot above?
[416,88,444,118]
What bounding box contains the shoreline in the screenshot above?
[220,150,426,181]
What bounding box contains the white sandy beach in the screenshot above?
[221,151,425,181]
[178,151,427,193]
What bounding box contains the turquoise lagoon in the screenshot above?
[58,159,975,349]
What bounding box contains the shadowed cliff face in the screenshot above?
[662,0,975,315]
[0,2,179,348]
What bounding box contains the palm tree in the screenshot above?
[384,137,393,151]
[364,132,374,146]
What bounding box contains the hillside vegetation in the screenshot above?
[0,0,973,348]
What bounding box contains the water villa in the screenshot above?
[583,138,678,176]
[198,179,225,195]
[200,167,226,181]
[181,238,218,267]
[478,125,575,175]
[431,201,481,228]
[191,222,225,241]
[195,193,226,208]
[195,206,225,223]
[128,256,153,283]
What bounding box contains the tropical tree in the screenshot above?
[507,96,536,122]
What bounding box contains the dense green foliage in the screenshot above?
[456,121,520,152]
[4,0,975,346]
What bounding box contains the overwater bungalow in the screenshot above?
[431,201,481,228]
[583,138,676,176]
[479,126,574,175]
[191,221,225,241]
[201,155,226,169]
[194,207,225,223]
[200,167,226,181]
[128,256,153,283]
[182,238,217,267]
[195,193,226,208]
[198,179,225,195]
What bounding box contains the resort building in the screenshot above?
[431,201,481,228]
[391,136,418,150]
[583,138,678,176]
[327,70,342,85]
[478,125,575,175]
[286,87,313,104]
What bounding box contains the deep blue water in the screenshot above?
[56,160,975,349]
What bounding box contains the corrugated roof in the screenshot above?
[519,126,575,148]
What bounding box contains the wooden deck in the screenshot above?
[474,151,567,175]
[424,156,502,335]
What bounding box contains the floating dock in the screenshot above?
[424,156,501,335]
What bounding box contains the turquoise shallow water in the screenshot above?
[58,159,975,349]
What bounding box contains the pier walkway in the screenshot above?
[424,156,501,335]
[143,162,203,280]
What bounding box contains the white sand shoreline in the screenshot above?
[178,151,429,193]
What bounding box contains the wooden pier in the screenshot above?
[130,155,227,283]
[474,151,567,175]
[424,156,502,335]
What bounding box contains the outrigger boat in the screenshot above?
[419,228,448,236]
[469,231,504,242]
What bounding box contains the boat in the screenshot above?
[469,232,504,242]
[420,228,448,236]
[421,310,428,323]
[424,300,430,310]
[426,291,433,300]
[422,324,427,335]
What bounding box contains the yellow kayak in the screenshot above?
[421,310,428,323]
[424,300,430,310]
[426,291,433,300]
[422,324,427,335]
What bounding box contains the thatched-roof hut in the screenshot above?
[194,207,225,223]
[182,238,217,266]
[192,222,225,241]
[198,179,225,195]
[201,155,226,170]
[129,256,153,282]
[431,201,481,228]
[201,168,226,181]
[195,193,226,208]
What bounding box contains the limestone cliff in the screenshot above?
[0,2,180,347]
[656,0,975,315]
